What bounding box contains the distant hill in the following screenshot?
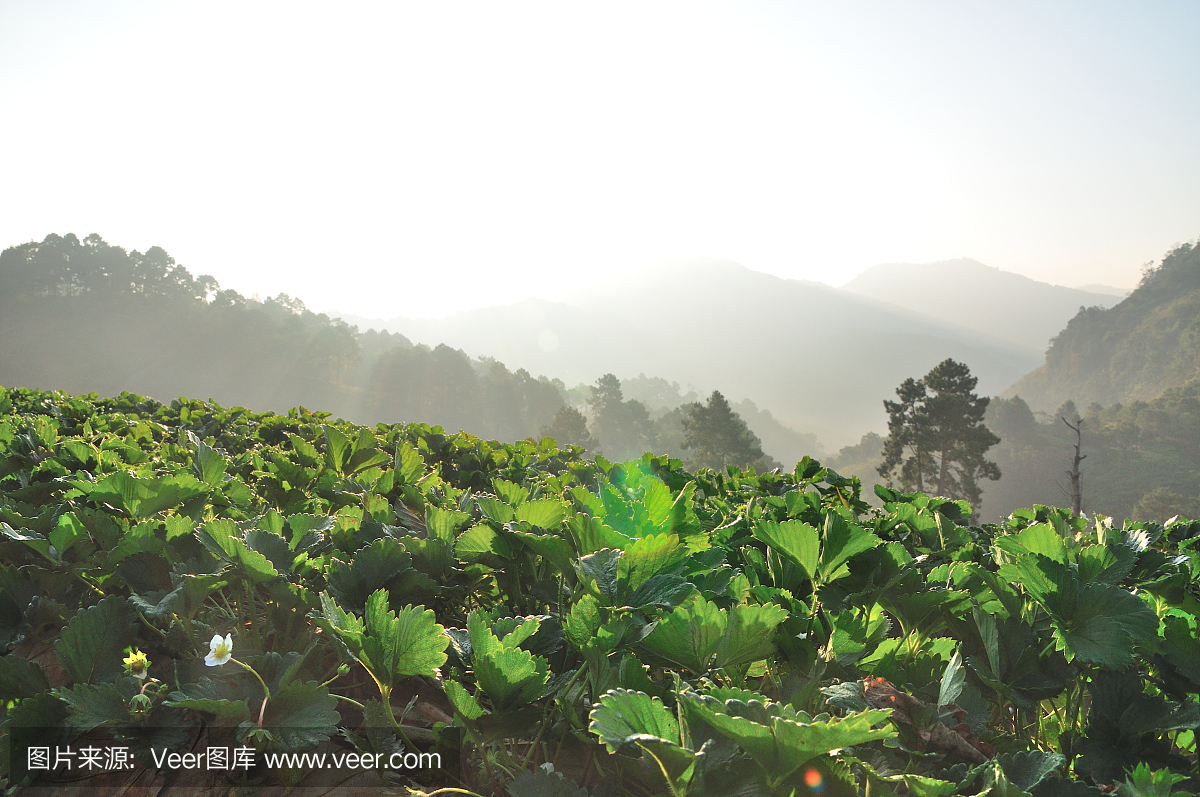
[0,234,564,443]
[1008,241,1200,411]
[338,259,1040,447]
[1075,283,1131,298]
[841,258,1122,352]
[0,235,835,466]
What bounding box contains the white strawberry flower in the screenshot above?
[205,633,233,666]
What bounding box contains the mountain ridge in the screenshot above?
[331,258,1042,447]
[1007,241,1200,411]
[840,258,1123,351]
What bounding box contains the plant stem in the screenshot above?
[135,609,167,638]
[331,693,365,709]
[231,658,271,728]
[378,686,417,752]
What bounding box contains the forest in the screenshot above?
[3,232,1199,524]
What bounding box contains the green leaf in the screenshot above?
[1051,583,1158,668]
[566,594,602,650]
[974,606,1002,678]
[3,691,70,785]
[322,590,448,688]
[346,447,390,476]
[244,528,297,576]
[617,533,685,593]
[323,425,352,475]
[198,518,280,584]
[193,436,229,487]
[82,471,209,518]
[54,596,138,685]
[326,538,416,612]
[516,499,567,529]
[395,441,426,484]
[938,647,965,708]
[752,520,819,580]
[510,530,575,575]
[444,678,487,721]
[477,496,516,524]
[56,680,132,731]
[49,512,87,558]
[578,549,621,604]
[165,678,252,720]
[589,688,679,751]
[590,688,699,794]
[0,523,52,560]
[569,515,633,555]
[261,681,340,752]
[0,656,50,701]
[884,775,958,797]
[508,768,589,797]
[1119,763,1190,797]
[640,595,727,673]
[683,693,894,782]
[364,590,449,682]
[771,708,895,770]
[426,506,471,546]
[468,610,549,711]
[715,603,789,669]
[624,574,697,610]
[1162,615,1200,687]
[818,512,882,583]
[1014,554,1077,617]
[975,759,1035,797]
[456,524,514,559]
[996,750,1064,791]
[494,479,530,507]
[996,524,1068,563]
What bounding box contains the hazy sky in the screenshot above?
[2,1,1197,318]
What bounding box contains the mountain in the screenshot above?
[840,258,1123,353]
[1007,241,1200,411]
[1075,283,1131,298]
[337,259,1041,447]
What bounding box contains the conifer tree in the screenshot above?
[587,374,654,460]
[878,359,1000,507]
[539,405,597,452]
[681,390,769,471]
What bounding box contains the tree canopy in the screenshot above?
[539,405,598,452]
[680,390,773,471]
[587,374,655,461]
[878,358,1000,507]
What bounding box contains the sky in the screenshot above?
[2,1,1198,318]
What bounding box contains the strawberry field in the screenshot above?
[1,385,1198,796]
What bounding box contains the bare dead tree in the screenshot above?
[1062,416,1086,516]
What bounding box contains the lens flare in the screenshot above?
[804,767,823,789]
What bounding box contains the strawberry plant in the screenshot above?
[0,384,1198,796]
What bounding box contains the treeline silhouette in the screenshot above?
[0,234,780,471]
[0,233,563,439]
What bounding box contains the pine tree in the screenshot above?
[587,374,654,460]
[681,390,770,471]
[539,405,598,452]
[877,359,1000,507]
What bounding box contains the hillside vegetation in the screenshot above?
[983,388,1200,523]
[1,385,1198,794]
[0,234,793,468]
[1010,241,1200,411]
